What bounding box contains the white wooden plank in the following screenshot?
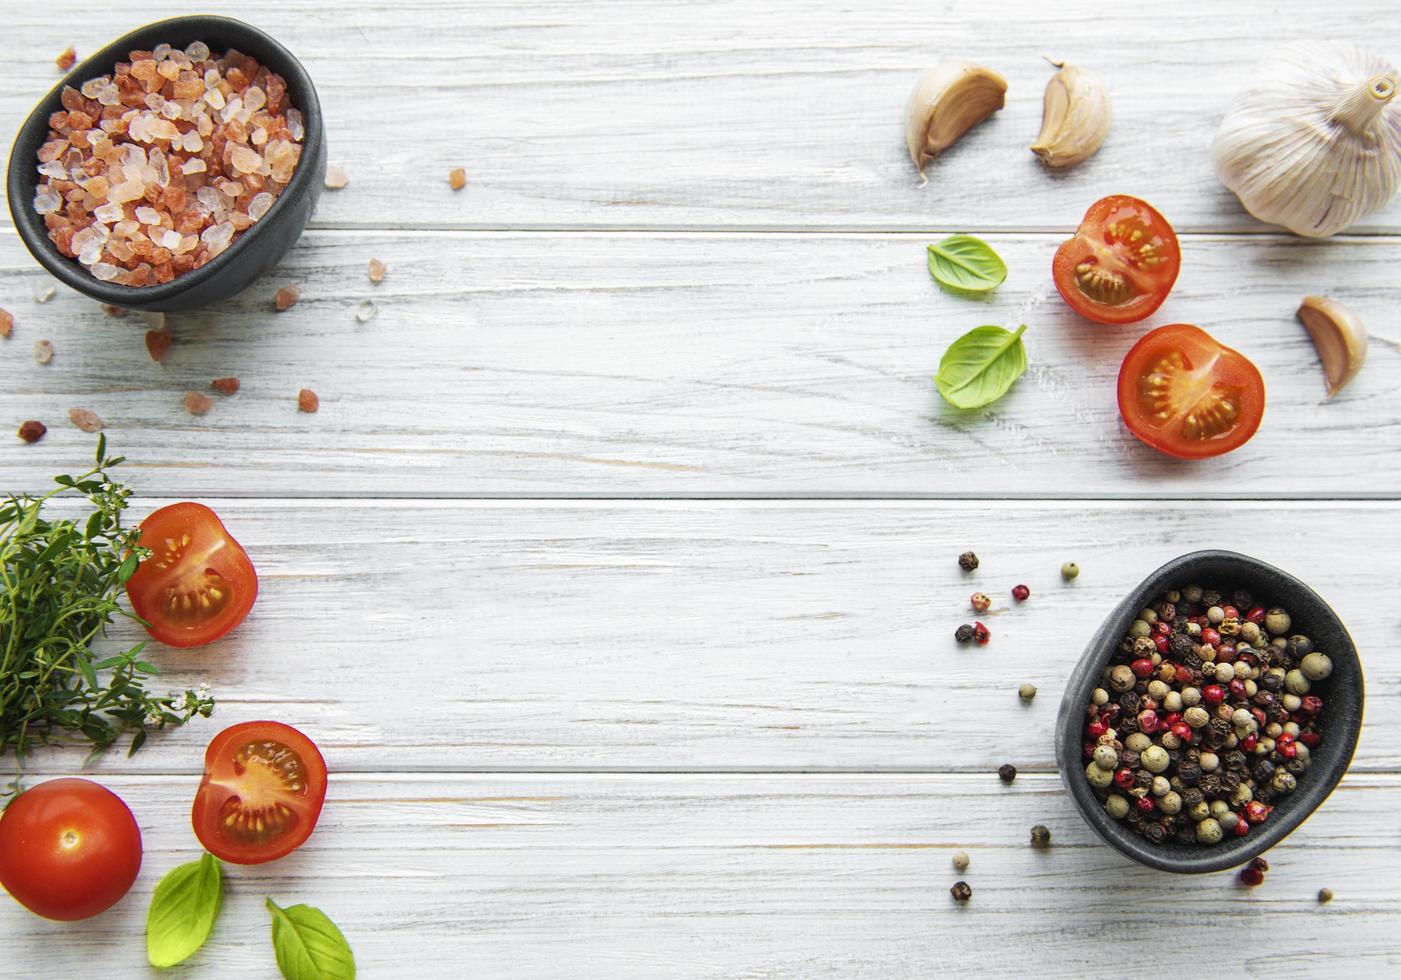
[3,230,1399,497]
[2,1,1400,233]
[11,498,1398,776]
[3,772,1397,978]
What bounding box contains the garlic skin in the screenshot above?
[905,61,1007,178]
[1212,42,1401,237]
[1031,62,1111,168]
[1297,295,1367,397]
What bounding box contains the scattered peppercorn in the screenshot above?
[972,622,990,646]
[954,623,975,644]
[1318,887,1333,904]
[1018,683,1037,702]
[970,591,991,613]
[1011,584,1030,602]
[1061,561,1079,580]
[950,880,972,902]
[952,851,969,872]
[1029,825,1051,849]
[17,420,46,443]
[1239,856,1269,886]
[958,551,979,572]
[1083,583,1326,847]
[998,764,1017,783]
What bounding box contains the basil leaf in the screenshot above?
[147,852,223,969]
[267,898,356,980]
[926,235,1007,295]
[935,324,1029,409]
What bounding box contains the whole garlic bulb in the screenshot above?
[1212,42,1401,237]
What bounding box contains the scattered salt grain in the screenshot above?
[211,377,240,395]
[56,46,76,71]
[100,304,126,317]
[145,328,172,362]
[324,164,349,190]
[355,299,378,323]
[140,311,166,329]
[17,420,47,444]
[0,308,13,338]
[274,284,300,312]
[32,281,56,303]
[183,391,212,416]
[34,339,54,364]
[68,407,102,432]
[448,167,467,190]
[368,257,386,283]
[297,388,319,413]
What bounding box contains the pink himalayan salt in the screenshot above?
[274,283,299,311]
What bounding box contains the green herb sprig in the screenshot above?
[1,437,213,788]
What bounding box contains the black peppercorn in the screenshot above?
[1199,773,1221,796]
[1133,770,1153,790]
[998,764,1017,783]
[1253,759,1276,783]
[1201,589,1222,608]
[1231,589,1253,611]
[1183,650,1203,671]
[955,623,975,643]
[1120,749,1140,769]
[1287,757,1310,775]
[1177,762,1202,786]
[1169,634,1195,658]
[1030,825,1051,849]
[1182,787,1204,809]
[1175,823,1196,844]
[1144,822,1168,845]
[1224,750,1248,772]
[1119,715,1140,735]
[958,551,979,572]
[1287,634,1314,658]
[1261,673,1284,692]
[950,880,972,902]
[1220,770,1241,793]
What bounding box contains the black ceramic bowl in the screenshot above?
[6,16,325,312]
[1056,550,1363,874]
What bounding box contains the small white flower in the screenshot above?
[144,709,164,728]
[196,682,212,699]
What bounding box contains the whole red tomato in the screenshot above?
[0,778,143,920]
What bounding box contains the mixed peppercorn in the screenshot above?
[1083,584,1331,846]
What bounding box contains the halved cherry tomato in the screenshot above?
[125,502,257,648]
[1053,195,1181,324]
[1117,324,1265,459]
[192,721,327,865]
[0,778,142,921]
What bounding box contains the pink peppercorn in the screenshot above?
[1130,658,1154,678]
[1201,628,1221,648]
[1153,634,1169,654]
[972,622,990,645]
[1245,606,1266,625]
[1134,796,1156,814]
[1011,584,1030,602]
[1202,685,1225,705]
[970,592,991,613]
[1113,769,1134,790]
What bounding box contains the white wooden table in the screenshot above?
[4,2,1401,976]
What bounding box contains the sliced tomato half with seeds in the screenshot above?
[192,721,327,865]
[1117,324,1265,459]
[1053,195,1181,324]
[124,502,257,648]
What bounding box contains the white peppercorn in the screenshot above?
[1091,687,1109,706]
[1207,605,1225,625]
[1198,751,1219,772]
[1285,670,1311,695]
[1187,800,1211,822]
[1159,791,1182,815]
[1209,799,1230,818]
[1163,691,1183,713]
[1104,795,1130,819]
[1181,687,1202,708]
[1092,745,1118,770]
[1151,776,1170,797]
[1086,762,1114,789]
[1301,652,1333,681]
[1141,745,1170,773]
[1233,661,1251,681]
[1264,607,1291,635]
[1018,682,1038,702]
[952,850,969,872]
[1109,665,1136,693]
[1129,619,1152,639]
[1125,732,1151,753]
[1196,817,1224,844]
[1184,706,1210,728]
[1146,680,1169,700]
[1282,693,1302,712]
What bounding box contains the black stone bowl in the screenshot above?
[6,15,325,312]
[1056,550,1363,874]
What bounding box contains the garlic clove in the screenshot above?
[1297,295,1368,397]
[905,61,1007,178]
[1031,61,1111,168]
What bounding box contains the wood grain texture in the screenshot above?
[1,1,1400,234]
[3,772,1398,978]
[3,229,1399,498]
[14,499,1399,776]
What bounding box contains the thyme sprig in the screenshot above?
[1,437,213,791]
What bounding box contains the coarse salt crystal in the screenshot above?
[368,258,386,283]
[34,339,54,364]
[33,281,56,303]
[81,78,105,99]
[78,243,101,267]
[69,407,103,433]
[109,179,145,204]
[186,40,210,62]
[287,108,304,141]
[136,206,161,225]
[247,192,275,221]
[181,158,207,175]
[91,262,120,282]
[184,391,212,415]
[251,126,268,146]
[355,299,378,323]
[324,164,349,189]
[231,145,262,174]
[203,87,225,110]
[274,284,300,311]
[160,230,183,249]
[37,160,67,179]
[33,187,61,214]
[93,202,125,223]
[153,43,171,60]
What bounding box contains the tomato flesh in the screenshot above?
[1053,195,1181,324]
[1117,324,1265,459]
[0,778,142,921]
[192,721,327,865]
[125,502,257,648]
